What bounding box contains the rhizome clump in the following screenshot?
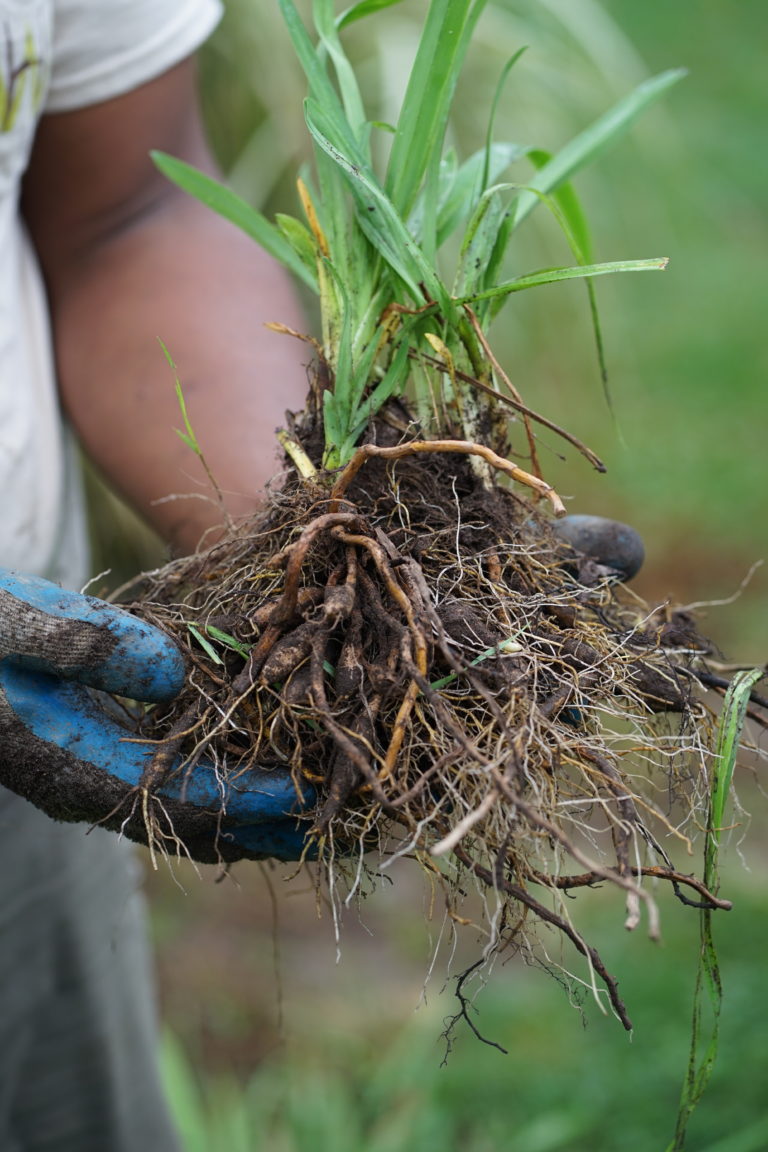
[114,412,729,1028]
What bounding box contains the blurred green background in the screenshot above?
[151,855,768,1152]
[88,1,768,1148]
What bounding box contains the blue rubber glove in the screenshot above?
[0,570,314,863]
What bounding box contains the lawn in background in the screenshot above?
[151,856,768,1152]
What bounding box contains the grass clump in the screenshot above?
[109,0,765,1042]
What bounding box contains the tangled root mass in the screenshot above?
[126,444,726,1029]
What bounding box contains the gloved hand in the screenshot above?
[552,514,645,582]
[0,569,314,863]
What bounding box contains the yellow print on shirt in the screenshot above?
[1,25,44,132]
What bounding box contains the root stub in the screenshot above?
[124,435,727,1029]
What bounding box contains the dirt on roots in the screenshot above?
[120,419,730,1028]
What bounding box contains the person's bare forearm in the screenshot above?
[20,58,311,555]
[49,195,310,554]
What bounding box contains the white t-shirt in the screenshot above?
[0,0,222,590]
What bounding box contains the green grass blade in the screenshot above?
[313,0,366,136]
[322,389,344,461]
[481,48,527,191]
[337,0,405,30]
[437,143,527,246]
[151,152,318,292]
[525,152,615,415]
[314,148,354,294]
[276,0,355,146]
[187,623,223,665]
[305,98,452,313]
[409,146,458,246]
[346,324,388,417]
[585,274,611,413]
[512,68,687,230]
[341,335,412,455]
[417,136,444,266]
[708,667,763,863]
[480,176,595,320]
[453,183,518,299]
[431,636,523,691]
[159,339,202,456]
[668,667,763,1152]
[321,257,355,423]
[277,0,372,276]
[528,148,592,262]
[385,0,489,220]
[205,625,252,660]
[275,213,321,280]
[410,143,524,251]
[535,170,612,413]
[307,117,416,301]
[463,256,668,306]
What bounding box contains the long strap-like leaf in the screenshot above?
[512,68,686,231]
[460,256,668,307]
[385,0,489,220]
[150,152,318,292]
[668,667,763,1152]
